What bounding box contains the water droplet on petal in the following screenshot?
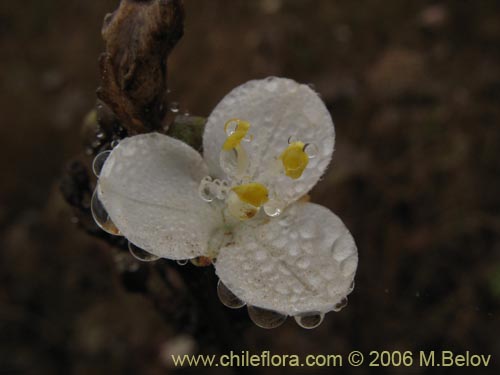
[247,305,287,329]
[288,135,297,144]
[333,297,348,312]
[91,189,120,235]
[176,259,188,266]
[169,101,179,113]
[128,242,160,262]
[263,199,285,217]
[217,280,246,309]
[304,143,318,159]
[198,177,214,202]
[92,150,111,177]
[294,312,325,329]
[224,119,239,135]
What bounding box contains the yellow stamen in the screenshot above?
[279,141,309,179]
[222,119,251,151]
[231,182,269,207]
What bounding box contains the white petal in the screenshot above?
[203,77,335,205]
[214,202,357,316]
[98,133,222,260]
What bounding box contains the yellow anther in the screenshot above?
[222,119,251,151]
[231,182,269,208]
[279,141,309,179]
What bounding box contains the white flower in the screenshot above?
[92,77,358,329]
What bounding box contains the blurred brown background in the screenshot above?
[0,0,499,374]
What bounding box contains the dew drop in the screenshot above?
[224,119,239,135]
[217,280,246,309]
[176,259,188,266]
[294,312,325,329]
[333,297,348,312]
[263,199,285,217]
[91,189,120,235]
[128,242,159,262]
[213,179,229,200]
[247,305,287,329]
[243,133,254,142]
[198,177,214,202]
[304,143,318,159]
[169,101,179,113]
[287,135,297,144]
[348,280,355,293]
[92,150,111,177]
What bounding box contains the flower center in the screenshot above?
[198,118,317,220]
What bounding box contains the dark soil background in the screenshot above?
[1,0,499,374]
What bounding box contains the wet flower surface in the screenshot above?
[92,77,358,328]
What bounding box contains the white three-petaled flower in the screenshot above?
[93,77,358,328]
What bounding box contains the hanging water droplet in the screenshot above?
[304,143,318,159]
[128,242,160,262]
[247,305,287,329]
[92,150,111,177]
[287,135,297,144]
[224,119,239,135]
[348,280,355,293]
[333,297,348,312]
[176,259,188,266]
[294,312,325,329]
[263,199,285,217]
[91,189,120,235]
[198,176,214,202]
[217,280,245,309]
[169,101,179,113]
